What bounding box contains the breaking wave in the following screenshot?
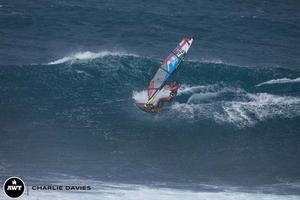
[48,50,138,65]
[216,93,300,127]
[43,51,300,129]
[256,77,300,87]
[168,85,300,127]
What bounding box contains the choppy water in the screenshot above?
[1,0,300,199]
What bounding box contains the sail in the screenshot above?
[147,37,194,104]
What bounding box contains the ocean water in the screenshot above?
[1,0,300,199]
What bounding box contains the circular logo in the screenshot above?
[3,177,25,198]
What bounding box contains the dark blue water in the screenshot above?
[1,0,300,198]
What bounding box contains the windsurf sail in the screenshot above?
[147,37,194,105]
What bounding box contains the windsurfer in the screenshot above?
[135,36,194,113]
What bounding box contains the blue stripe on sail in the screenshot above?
[169,57,179,72]
[164,57,179,79]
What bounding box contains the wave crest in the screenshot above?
[256,77,300,87]
[48,51,138,65]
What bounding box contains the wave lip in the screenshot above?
[256,77,300,87]
[48,51,138,65]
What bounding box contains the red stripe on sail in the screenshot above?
[179,37,189,48]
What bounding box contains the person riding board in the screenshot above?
[147,81,179,112]
[136,36,194,113]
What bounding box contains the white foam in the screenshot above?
[178,84,217,95]
[132,90,148,103]
[187,92,219,104]
[216,102,256,126]
[133,83,300,127]
[6,181,300,200]
[132,88,171,106]
[132,84,210,104]
[48,51,138,65]
[215,93,300,127]
[256,77,300,87]
[75,70,92,77]
[189,58,224,65]
[171,102,196,119]
[169,84,300,127]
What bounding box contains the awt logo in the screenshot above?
[3,177,25,198]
